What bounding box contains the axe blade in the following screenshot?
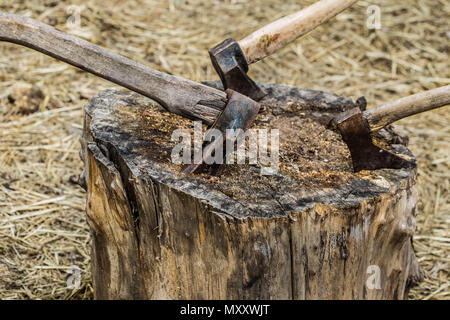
[182,89,260,175]
[335,107,414,172]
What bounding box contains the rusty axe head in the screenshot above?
[334,84,450,172]
[209,38,267,101]
[182,88,261,174]
[334,106,414,172]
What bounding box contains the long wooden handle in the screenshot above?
[0,12,226,124]
[238,0,359,64]
[364,85,450,132]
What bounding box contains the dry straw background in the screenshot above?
[0,0,448,299]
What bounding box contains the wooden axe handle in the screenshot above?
[238,0,359,64]
[364,85,450,132]
[0,12,227,124]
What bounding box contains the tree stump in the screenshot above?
[80,82,423,300]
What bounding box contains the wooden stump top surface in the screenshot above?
[85,82,416,219]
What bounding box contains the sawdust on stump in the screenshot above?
[83,88,422,299]
[111,93,359,204]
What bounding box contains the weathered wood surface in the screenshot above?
[81,82,422,300]
[0,12,226,124]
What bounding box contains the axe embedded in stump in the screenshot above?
[2,11,448,176]
[0,12,260,174]
[209,0,359,100]
[182,89,260,174]
[334,85,450,171]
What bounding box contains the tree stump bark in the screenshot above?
[80,82,423,300]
